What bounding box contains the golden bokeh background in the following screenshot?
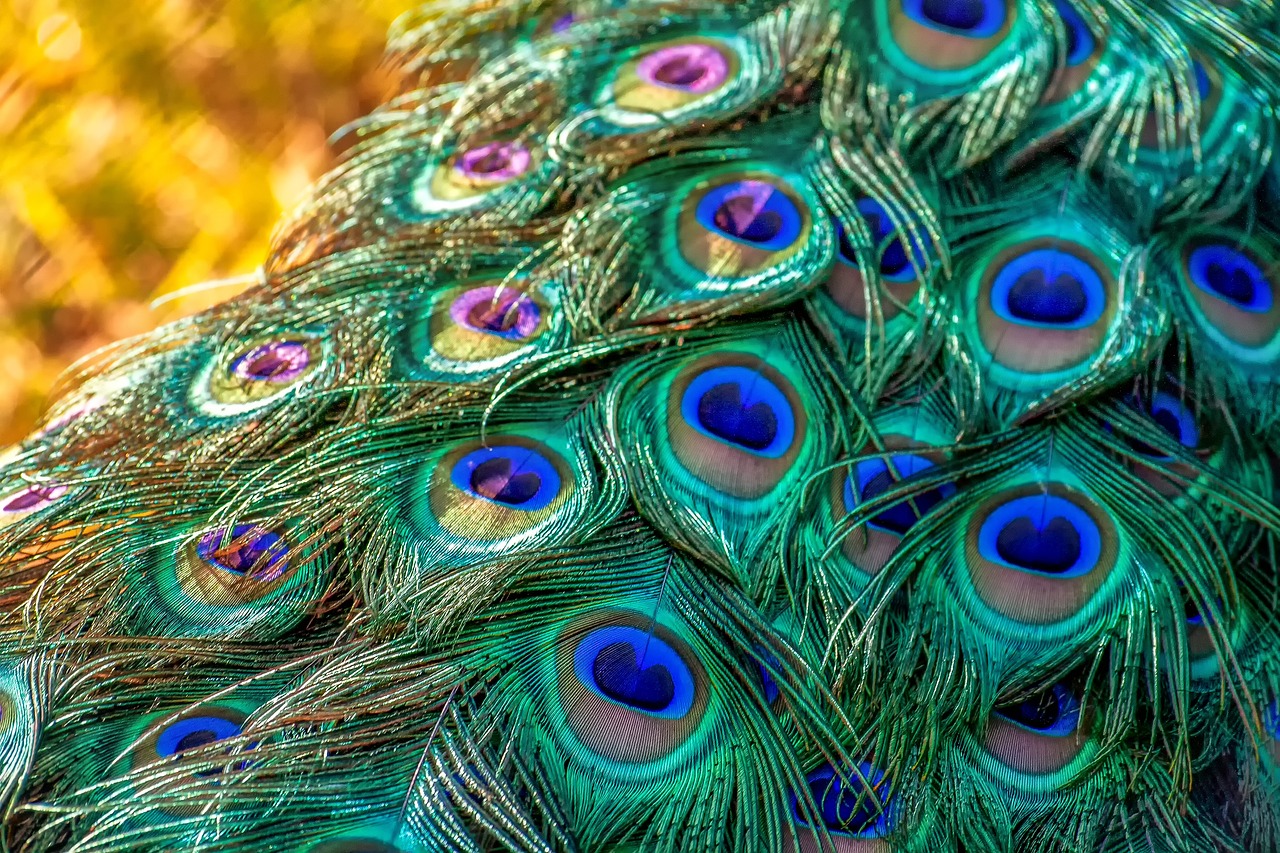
[0,0,409,443]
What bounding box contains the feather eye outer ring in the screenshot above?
[666,354,807,500]
[424,435,576,542]
[604,36,742,128]
[789,762,896,850]
[197,334,325,416]
[973,237,1118,382]
[984,684,1089,775]
[554,609,710,765]
[882,0,1017,77]
[127,703,254,816]
[1176,234,1280,361]
[674,168,814,281]
[963,483,1119,624]
[405,277,555,379]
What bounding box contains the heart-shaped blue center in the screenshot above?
[469,457,542,506]
[592,641,676,712]
[995,516,1082,574]
[697,382,779,451]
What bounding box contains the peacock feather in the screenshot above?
[4,0,1280,850]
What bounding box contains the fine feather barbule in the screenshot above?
[4,0,1280,850]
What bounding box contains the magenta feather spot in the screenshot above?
[1,484,67,514]
[636,43,729,93]
[454,142,532,181]
[232,342,311,382]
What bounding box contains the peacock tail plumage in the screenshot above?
[5,0,1280,850]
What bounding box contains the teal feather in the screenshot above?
[833,0,1056,174]
[4,0,1280,850]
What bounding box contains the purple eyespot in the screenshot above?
[1,484,67,515]
[196,525,290,582]
[636,43,730,94]
[449,286,542,340]
[231,341,311,383]
[454,142,532,182]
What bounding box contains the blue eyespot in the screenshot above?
[902,0,1007,38]
[835,200,926,283]
[155,715,244,759]
[1187,245,1273,313]
[843,454,955,534]
[573,625,697,719]
[449,445,562,510]
[793,763,896,838]
[977,494,1102,578]
[1265,702,1280,741]
[993,684,1080,736]
[681,365,796,457]
[1052,0,1094,66]
[990,247,1107,329]
[196,525,289,579]
[695,181,803,252]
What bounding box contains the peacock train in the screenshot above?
[3,0,1280,850]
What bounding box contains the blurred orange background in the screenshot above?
[0,0,409,443]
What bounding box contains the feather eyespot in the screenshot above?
[885,0,1016,73]
[143,520,327,639]
[1111,389,1211,498]
[1054,0,1093,66]
[984,684,1089,775]
[667,355,807,500]
[556,610,709,764]
[1265,703,1280,765]
[1183,592,1223,662]
[174,524,294,607]
[825,200,926,324]
[449,445,563,511]
[676,170,814,280]
[424,435,576,542]
[792,763,897,846]
[902,0,1006,37]
[1041,0,1104,104]
[606,36,740,127]
[828,429,954,578]
[846,454,956,536]
[964,484,1118,624]
[977,494,1100,578]
[974,238,1117,381]
[1128,392,1199,460]
[128,704,255,815]
[754,647,783,706]
[1176,233,1280,361]
[200,335,324,415]
[421,141,535,209]
[403,277,561,381]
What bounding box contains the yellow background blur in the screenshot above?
[0,0,409,443]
